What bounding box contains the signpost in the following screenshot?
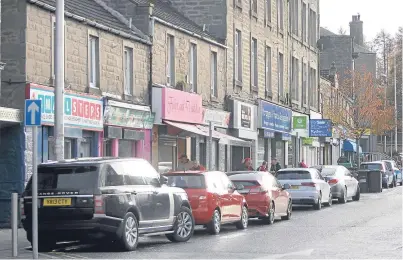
[24,99,42,259]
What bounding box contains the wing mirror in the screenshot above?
[282,183,291,190]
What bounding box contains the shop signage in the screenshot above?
[293,116,307,129]
[264,129,275,138]
[26,84,103,131]
[202,109,230,128]
[232,100,256,131]
[309,119,332,137]
[161,87,203,124]
[282,133,292,141]
[302,137,314,146]
[259,100,292,132]
[104,100,155,129]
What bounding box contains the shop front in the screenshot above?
[152,86,249,171]
[309,112,332,166]
[103,99,154,161]
[258,100,292,168]
[290,112,309,167]
[26,83,103,161]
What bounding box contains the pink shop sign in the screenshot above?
[161,88,203,124]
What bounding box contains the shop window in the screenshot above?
[79,137,92,158]
[119,140,135,158]
[199,142,206,166]
[104,140,112,157]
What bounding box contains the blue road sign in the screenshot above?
[25,99,42,126]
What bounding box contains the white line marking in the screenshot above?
[255,248,315,259]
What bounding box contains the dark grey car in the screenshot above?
[21,158,194,252]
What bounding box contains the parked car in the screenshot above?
[276,168,332,210]
[382,160,402,186]
[163,171,248,235]
[360,161,394,188]
[21,158,195,252]
[319,165,360,203]
[228,171,292,224]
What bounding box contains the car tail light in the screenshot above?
[94,195,104,214]
[301,182,316,187]
[328,179,339,185]
[249,187,268,194]
[20,198,25,218]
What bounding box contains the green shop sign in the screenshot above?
[302,137,313,146]
[104,102,155,129]
[293,116,307,129]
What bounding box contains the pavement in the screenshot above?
[1,186,402,259]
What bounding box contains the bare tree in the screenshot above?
[338,26,346,35]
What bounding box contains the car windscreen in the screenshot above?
[276,171,312,180]
[25,165,99,190]
[166,175,206,189]
[360,164,382,170]
[321,168,337,176]
[231,180,260,187]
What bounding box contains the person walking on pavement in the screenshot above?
[270,158,281,175]
[299,159,308,168]
[240,158,254,171]
[178,154,193,171]
[257,161,269,171]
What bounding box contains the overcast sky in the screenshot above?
[320,0,401,41]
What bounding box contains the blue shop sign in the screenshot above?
[260,100,292,132]
[264,129,275,138]
[309,119,332,137]
[282,133,292,141]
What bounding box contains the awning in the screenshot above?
[164,120,251,147]
[343,139,362,153]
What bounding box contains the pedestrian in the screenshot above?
[190,160,206,171]
[299,159,308,168]
[240,158,254,171]
[178,154,193,171]
[270,158,281,174]
[257,161,268,171]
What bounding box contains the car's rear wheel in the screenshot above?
[338,187,347,204]
[324,192,332,206]
[281,200,292,220]
[313,193,322,210]
[119,212,139,251]
[264,202,275,224]
[235,205,248,229]
[166,206,194,242]
[207,209,221,235]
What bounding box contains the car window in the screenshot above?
[344,170,352,176]
[166,174,206,189]
[27,165,99,190]
[384,162,393,171]
[276,170,312,180]
[105,163,126,186]
[124,160,160,185]
[360,163,382,171]
[321,168,337,176]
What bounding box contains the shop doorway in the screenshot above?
[79,138,92,157]
[119,140,135,158]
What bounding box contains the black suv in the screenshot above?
[21,158,195,251]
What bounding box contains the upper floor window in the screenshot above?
[277,0,284,30]
[265,0,272,24]
[302,2,307,42]
[265,46,272,94]
[189,43,197,92]
[89,35,99,88]
[52,20,56,78]
[278,52,284,97]
[167,34,175,86]
[124,47,133,95]
[234,29,243,83]
[251,38,258,89]
[210,51,218,97]
[252,0,258,15]
[308,9,317,46]
[291,57,299,101]
[290,0,299,35]
[302,62,308,105]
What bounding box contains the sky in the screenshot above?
[320,0,402,41]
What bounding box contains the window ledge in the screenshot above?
[86,86,102,95]
[266,90,273,98]
[251,11,258,19]
[235,80,243,88]
[210,95,219,103]
[235,1,242,10]
[251,85,258,93]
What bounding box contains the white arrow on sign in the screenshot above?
[28,102,39,125]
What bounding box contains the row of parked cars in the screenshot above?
[20,157,396,252]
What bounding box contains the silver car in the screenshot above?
[320,165,360,203]
[276,168,332,210]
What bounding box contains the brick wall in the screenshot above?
[25,4,150,102]
[152,22,226,110]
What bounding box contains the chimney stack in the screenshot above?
[349,13,364,46]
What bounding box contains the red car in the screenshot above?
[227,171,292,224]
[164,171,248,235]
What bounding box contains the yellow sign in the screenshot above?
[43,198,72,206]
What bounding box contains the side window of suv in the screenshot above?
[220,173,234,190]
[126,160,160,186]
[105,163,125,186]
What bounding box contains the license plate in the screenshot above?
[291,185,299,189]
[43,198,72,206]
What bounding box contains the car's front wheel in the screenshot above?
[207,209,221,235]
[166,206,194,242]
[120,212,139,251]
[281,200,292,220]
[235,205,248,229]
[313,193,322,210]
[352,186,360,201]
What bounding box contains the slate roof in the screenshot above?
[131,0,223,44]
[28,0,148,42]
[320,27,337,37]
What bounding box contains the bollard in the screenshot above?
[11,193,18,257]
